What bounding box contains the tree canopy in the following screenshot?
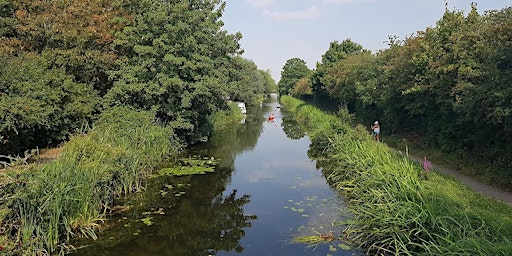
[0,0,275,154]
[277,57,310,95]
[291,5,512,184]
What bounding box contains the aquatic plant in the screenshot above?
[155,156,218,177]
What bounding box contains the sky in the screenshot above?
[221,0,511,82]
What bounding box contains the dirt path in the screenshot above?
[408,155,512,207]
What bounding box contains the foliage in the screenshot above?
[282,96,512,255]
[277,57,310,95]
[321,39,365,68]
[290,76,312,99]
[1,0,255,153]
[323,51,382,116]
[309,39,366,103]
[260,69,278,94]
[0,107,179,255]
[225,56,268,104]
[303,5,512,188]
[209,102,245,132]
[0,52,98,155]
[104,0,242,145]
[0,0,121,94]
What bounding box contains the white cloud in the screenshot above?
[262,6,322,20]
[245,0,275,7]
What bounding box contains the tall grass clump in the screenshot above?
[0,107,180,255]
[281,96,512,255]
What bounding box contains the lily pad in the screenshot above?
[154,156,218,177]
[141,217,153,226]
[338,243,351,250]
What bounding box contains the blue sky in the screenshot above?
[221,0,511,82]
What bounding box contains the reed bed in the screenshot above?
[281,96,512,255]
[0,107,181,255]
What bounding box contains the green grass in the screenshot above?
[385,134,512,192]
[281,96,512,255]
[0,107,181,255]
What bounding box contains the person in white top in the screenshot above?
[371,121,380,141]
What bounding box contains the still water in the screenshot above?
[74,96,360,256]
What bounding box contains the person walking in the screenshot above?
[371,121,380,141]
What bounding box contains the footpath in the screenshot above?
[407,155,512,207]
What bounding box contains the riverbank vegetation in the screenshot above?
[282,95,512,255]
[0,0,274,254]
[0,107,180,254]
[278,5,512,190]
[0,0,276,157]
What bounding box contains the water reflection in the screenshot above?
[281,108,306,140]
[73,168,256,256]
[73,96,360,256]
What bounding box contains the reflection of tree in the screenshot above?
[74,173,256,256]
[306,135,340,188]
[281,109,306,140]
[196,100,271,169]
[74,100,277,255]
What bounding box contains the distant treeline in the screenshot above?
[0,0,277,155]
[279,5,512,186]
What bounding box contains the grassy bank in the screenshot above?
[0,107,181,255]
[384,135,512,192]
[281,96,512,255]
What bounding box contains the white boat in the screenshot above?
[236,102,247,114]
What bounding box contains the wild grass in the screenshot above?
[281,96,512,255]
[0,107,181,255]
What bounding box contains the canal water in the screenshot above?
[73,96,360,256]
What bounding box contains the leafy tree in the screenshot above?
[1,0,122,95]
[0,53,98,155]
[104,0,242,144]
[321,39,365,68]
[378,35,432,134]
[260,69,277,94]
[324,52,378,107]
[226,56,266,104]
[291,77,312,99]
[277,58,310,95]
[448,6,512,165]
[311,39,366,104]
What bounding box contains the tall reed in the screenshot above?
[1,107,180,255]
[281,96,512,255]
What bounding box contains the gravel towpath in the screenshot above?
[408,155,512,206]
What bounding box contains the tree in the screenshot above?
[1,0,123,95]
[311,39,366,103]
[291,77,313,99]
[225,56,266,104]
[0,53,98,155]
[260,69,277,94]
[321,39,365,68]
[277,58,310,95]
[104,0,242,144]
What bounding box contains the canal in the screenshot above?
[73,96,359,256]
